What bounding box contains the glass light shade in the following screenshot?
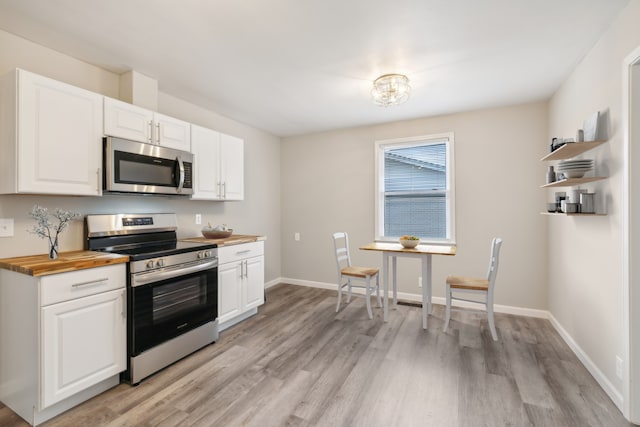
[371,74,411,106]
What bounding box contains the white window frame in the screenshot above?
[374,132,456,244]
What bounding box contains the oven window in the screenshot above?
[152,279,206,322]
[131,267,217,356]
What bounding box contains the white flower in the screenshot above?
[28,205,81,247]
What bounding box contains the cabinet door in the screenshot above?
[154,113,191,151]
[18,70,103,195]
[220,133,244,200]
[218,261,243,324]
[191,125,222,200]
[41,288,126,409]
[244,256,265,311]
[104,97,153,143]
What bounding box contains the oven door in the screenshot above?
[104,136,193,195]
[130,265,217,356]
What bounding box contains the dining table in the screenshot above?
[359,241,457,329]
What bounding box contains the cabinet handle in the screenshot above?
[71,278,109,288]
[236,250,251,255]
[244,260,248,278]
[155,122,160,144]
[96,167,101,194]
[121,290,126,318]
[147,120,153,142]
[223,182,226,199]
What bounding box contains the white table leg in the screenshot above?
[392,255,398,306]
[422,254,432,330]
[383,252,389,322]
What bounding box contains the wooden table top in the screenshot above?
[0,250,129,277]
[180,234,266,246]
[360,241,457,256]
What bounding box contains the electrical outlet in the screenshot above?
[0,218,14,237]
[195,214,202,225]
[294,232,300,241]
[418,276,422,288]
[616,356,623,380]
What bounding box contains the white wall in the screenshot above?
[281,102,548,310]
[0,29,282,283]
[547,0,640,410]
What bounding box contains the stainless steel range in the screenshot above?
[86,213,218,384]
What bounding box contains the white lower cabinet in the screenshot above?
[41,288,126,408]
[0,264,126,426]
[218,241,265,329]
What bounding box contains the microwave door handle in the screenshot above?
[176,156,185,193]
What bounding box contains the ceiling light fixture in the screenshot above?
[371,73,411,107]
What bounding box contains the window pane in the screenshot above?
[384,193,446,238]
[379,140,450,241]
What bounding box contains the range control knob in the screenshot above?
[197,251,204,259]
[205,250,212,257]
[146,260,155,269]
[156,259,165,268]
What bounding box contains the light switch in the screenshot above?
[0,218,14,237]
[195,214,202,225]
[294,232,300,241]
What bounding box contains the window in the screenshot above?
[375,133,455,243]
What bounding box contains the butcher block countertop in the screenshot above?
[180,234,266,246]
[0,251,129,277]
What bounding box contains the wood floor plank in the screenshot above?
[0,283,631,427]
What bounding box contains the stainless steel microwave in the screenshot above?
[104,137,194,195]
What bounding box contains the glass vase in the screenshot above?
[49,236,59,260]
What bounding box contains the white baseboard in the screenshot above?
[271,277,623,413]
[547,313,623,411]
[276,277,547,318]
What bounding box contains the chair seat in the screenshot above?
[446,275,489,291]
[342,266,379,278]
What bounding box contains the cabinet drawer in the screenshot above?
[218,241,264,264]
[40,264,126,306]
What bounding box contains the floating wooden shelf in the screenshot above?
[540,212,606,216]
[540,140,607,161]
[540,176,606,188]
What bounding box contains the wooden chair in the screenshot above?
[332,232,381,319]
[443,237,503,340]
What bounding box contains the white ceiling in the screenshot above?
[0,0,630,137]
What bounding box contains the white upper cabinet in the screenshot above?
[220,133,244,201]
[103,97,153,143]
[104,97,191,151]
[191,125,244,201]
[0,69,103,196]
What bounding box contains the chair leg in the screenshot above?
[336,281,342,312]
[365,276,373,319]
[375,274,381,307]
[346,279,352,303]
[487,301,497,341]
[444,284,452,332]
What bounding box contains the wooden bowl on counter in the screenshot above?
[201,229,233,239]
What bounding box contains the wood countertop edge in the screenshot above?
[179,235,266,246]
[0,251,130,277]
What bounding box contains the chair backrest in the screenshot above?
[332,232,352,275]
[486,238,503,291]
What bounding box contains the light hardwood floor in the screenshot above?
[0,283,632,427]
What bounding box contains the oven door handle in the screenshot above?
[176,156,185,194]
[132,259,217,287]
